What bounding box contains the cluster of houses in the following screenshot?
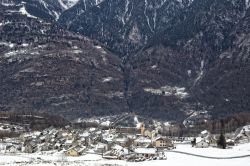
[0,117,249,162]
[0,122,173,161]
[0,123,26,133]
[192,125,250,148]
[100,123,173,161]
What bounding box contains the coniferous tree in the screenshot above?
[217,133,227,149]
[191,138,196,147]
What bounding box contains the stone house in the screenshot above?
[66,148,79,157]
[153,136,173,149]
[23,141,38,153]
[65,146,86,157]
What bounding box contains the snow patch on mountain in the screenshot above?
[0,0,15,6]
[58,0,68,10]
[102,77,113,83]
[144,0,154,33]
[19,6,37,18]
[122,0,130,25]
[144,85,189,99]
[193,60,205,86]
[95,0,105,5]
[246,0,250,8]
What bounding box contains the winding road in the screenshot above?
[167,150,250,159]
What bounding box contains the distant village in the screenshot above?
[0,114,249,162]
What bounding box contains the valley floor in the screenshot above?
[0,143,250,166]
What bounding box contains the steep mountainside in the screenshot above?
[59,0,192,55]
[0,0,250,122]
[0,0,80,21]
[130,0,250,119]
[0,3,127,119]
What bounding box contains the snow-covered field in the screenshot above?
[0,143,250,166]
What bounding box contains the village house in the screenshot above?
[38,142,52,151]
[0,143,11,151]
[102,132,116,144]
[54,142,64,150]
[235,134,249,144]
[38,135,46,143]
[114,134,129,147]
[115,127,140,135]
[65,139,75,149]
[134,136,152,147]
[226,139,235,146]
[65,146,86,157]
[5,144,20,153]
[200,130,210,138]
[66,148,79,157]
[23,141,38,153]
[143,129,154,138]
[209,137,218,147]
[192,130,218,148]
[103,144,129,160]
[195,137,209,148]
[134,147,157,159]
[78,131,91,146]
[94,142,109,153]
[235,127,250,144]
[153,136,174,149]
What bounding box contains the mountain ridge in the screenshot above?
[0,0,250,122]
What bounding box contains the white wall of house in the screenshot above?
[196,141,209,148]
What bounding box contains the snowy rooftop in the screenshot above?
[134,137,152,143]
[201,130,209,135]
[134,148,156,154]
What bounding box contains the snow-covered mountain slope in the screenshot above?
[1,0,250,121]
[0,0,80,21]
[128,0,250,119]
[59,0,190,55]
[0,3,127,119]
[60,0,79,10]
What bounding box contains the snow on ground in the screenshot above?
[0,143,250,166]
[174,143,250,157]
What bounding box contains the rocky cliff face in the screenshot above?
[59,0,191,55]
